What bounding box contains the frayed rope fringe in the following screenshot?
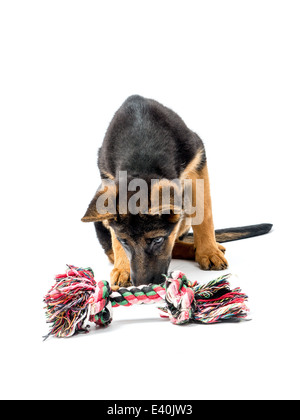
[43,265,249,339]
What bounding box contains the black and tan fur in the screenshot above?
[82,95,272,287]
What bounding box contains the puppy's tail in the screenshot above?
[215,223,273,243]
[183,223,273,243]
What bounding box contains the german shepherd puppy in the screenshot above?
[82,95,272,287]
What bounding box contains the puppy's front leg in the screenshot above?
[191,163,228,270]
[110,229,131,289]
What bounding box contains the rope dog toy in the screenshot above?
[43,265,249,339]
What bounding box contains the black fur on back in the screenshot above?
[98,95,206,180]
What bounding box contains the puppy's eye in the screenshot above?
[152,237,164,246]
[118,238,127,246]
[145,236,165,254]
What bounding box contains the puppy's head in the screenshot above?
[82,176,182,285]
[109,212,180,285]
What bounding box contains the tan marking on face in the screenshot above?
[144,230,169,239]
[164,221,181,256]
[176,216,192,239]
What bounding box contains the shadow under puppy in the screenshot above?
[82,95,272,288]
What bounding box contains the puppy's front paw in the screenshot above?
[195,243,228,270]
[217,243,226,254]
[110,268,131,290]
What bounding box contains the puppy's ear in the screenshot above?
[149,179,182,220]
[81,181,118,222]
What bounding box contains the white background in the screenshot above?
[1,0,299,400]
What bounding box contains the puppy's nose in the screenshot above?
[145,273,165,285]
[153,273,165,284]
